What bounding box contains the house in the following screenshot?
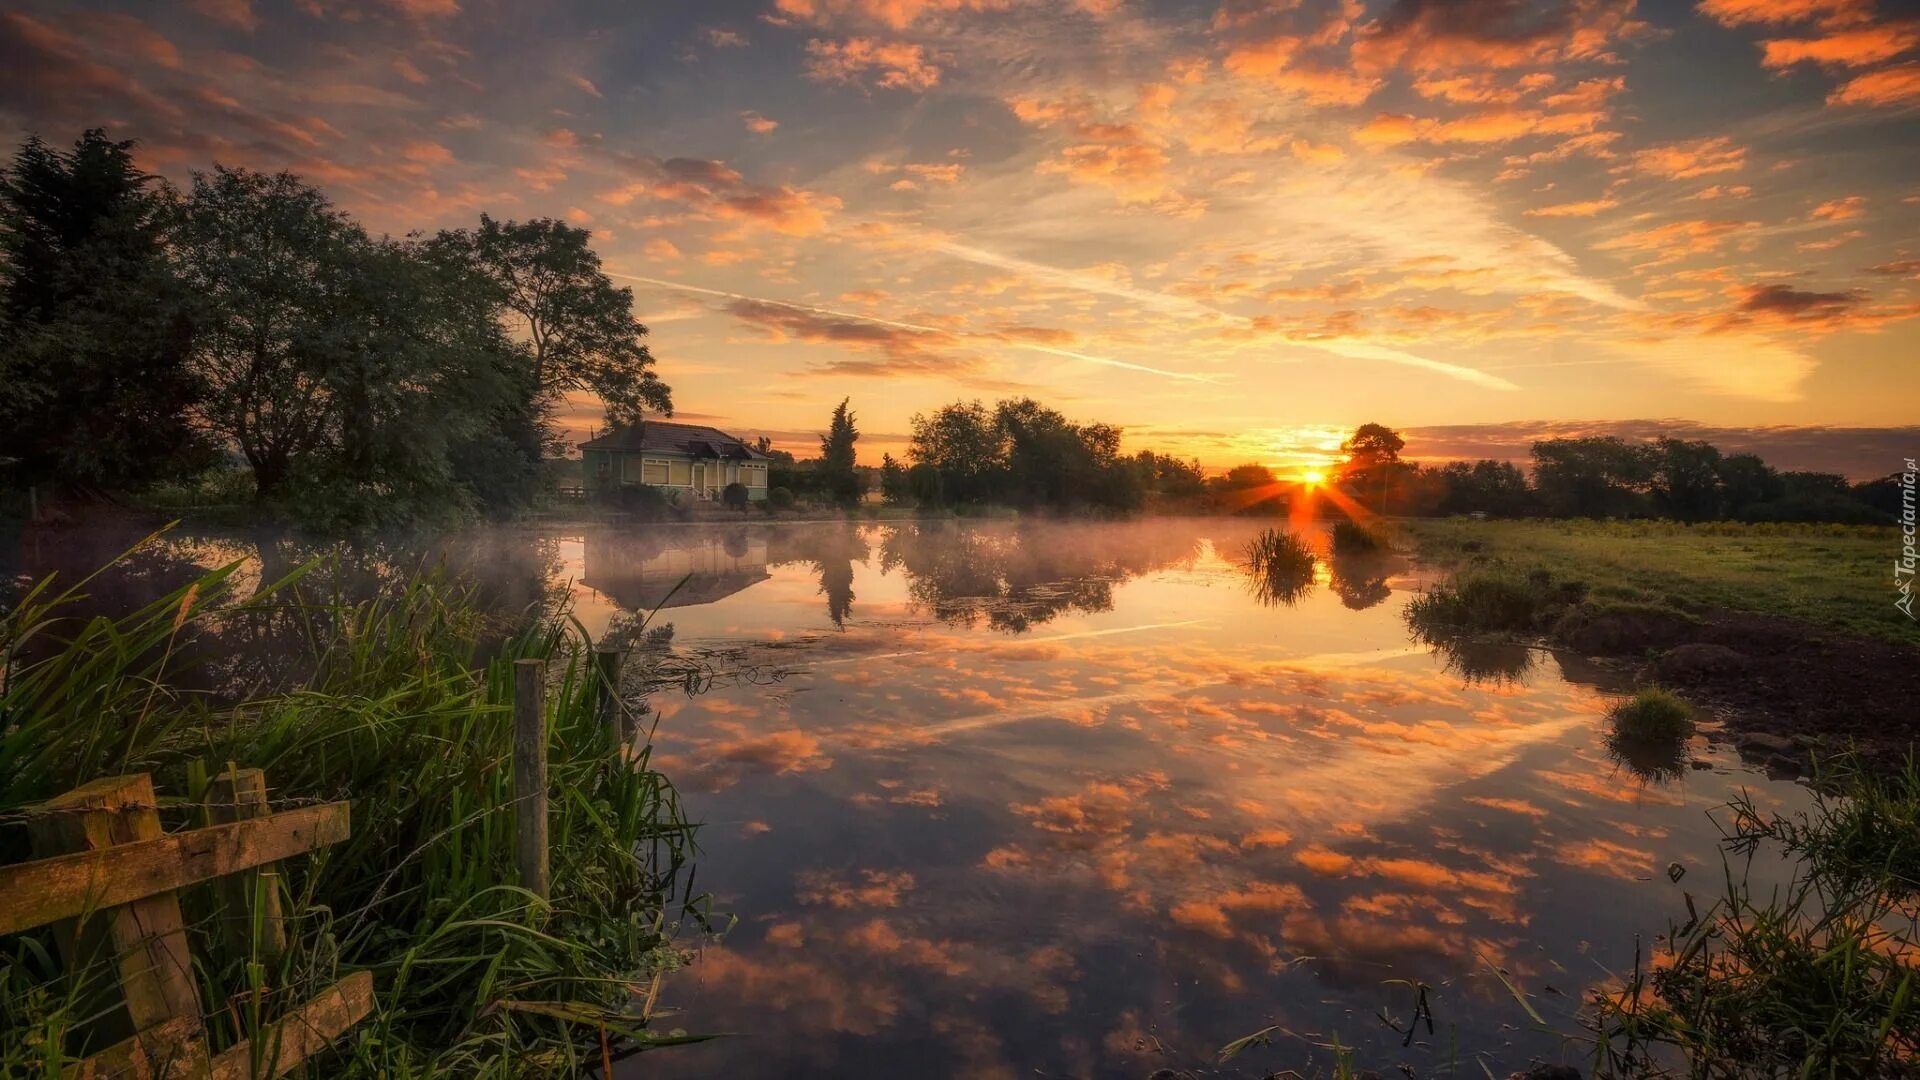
[580,421,771,502]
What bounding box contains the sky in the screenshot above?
[2,0,1917,476]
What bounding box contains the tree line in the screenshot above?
[1290,424,1902,525]
[0,129,668,528]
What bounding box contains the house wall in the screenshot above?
[586,450,769,501]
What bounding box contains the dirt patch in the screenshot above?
[1550,603,1698,655]
[1633,610,1919,768]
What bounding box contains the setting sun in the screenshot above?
[1303,470,1327,486]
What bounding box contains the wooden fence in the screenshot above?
[0,770,371,1078]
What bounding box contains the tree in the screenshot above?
[1716,453,1782,515]
[431,215,670,446]
[1436,460,1534,517]
[0,130,210,490]
[1530,436,1654,518]
[172,167,361,497]
[1340,423,1405,472]
[1222,463,1277,489]
[907,461,943,504]
[1649,438,1723,521]
[880,453,910,505]
[908,401,1004,504]
[819,398,862,508]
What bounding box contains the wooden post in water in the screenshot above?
[208,764,286,961]
[513,658,551,903]
[593,644,627,753]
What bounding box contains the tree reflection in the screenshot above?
[1426,636,1538,686]
[876,520,1201,633]
[768,524,868,628]
[1328,551,1393,611]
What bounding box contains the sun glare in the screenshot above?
[1303,470,1326,485]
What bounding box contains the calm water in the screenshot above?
[5,518,1811,1077]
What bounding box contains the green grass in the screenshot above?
[1,539,710,1076]
[1404,565,1585,640]
[1607,687,1696,741]
[1405,518,1915,644]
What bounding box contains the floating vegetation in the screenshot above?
[1607,687,1696,742]
[1244,528,1317,607]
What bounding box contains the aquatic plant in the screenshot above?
[1330,520,1385,555]
[1607,687,1696,742]
[1404,565,1582,640]
[1,541,709,1077]
[1244,528,1316,606]
[1586,757,1920,1075]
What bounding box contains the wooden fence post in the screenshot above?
[513,658,550,903]
[593,645,628,752]
[208,765,286,962]
[28,775,202,1041]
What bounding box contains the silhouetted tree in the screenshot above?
[1648,438,1724,521]
[431,215,670,448]
[908,400,1003,504]
[1716,453,1783,515]
[1530,436,1654,518]
[819,398,862,508]
[879,453,910,504]
[1222,463,1277,488]
[1436,460,1534,517]
[0,130,211,490]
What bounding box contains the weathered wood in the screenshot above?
[27,776,202,1034]
[592,645,628,750]
[64,1016,209,1080]
[513,658,550,902]
[208,971,374,1080]
[2,802,352,936]
[206,766,286,961]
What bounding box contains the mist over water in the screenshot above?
[7,518,1815,1076]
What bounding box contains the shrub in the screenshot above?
[618,483,670,519]
[1405,565,1584,640]
[1330,520,1384,555]
[1609,687,1696,741]
[766,486,795,511]
[722,482,748,509]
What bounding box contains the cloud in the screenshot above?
[805,37,941,90]
[1524,196,1619,217]
[1594,218,1752,260]
[1736,281,1866,318]
[1628,135,1747,179]
[1761,23,1920,67]
[1810,194,1865,219]
[1351,0,1648,74]
[599,156,843,235]
[188,0,258,31]
[1828,61,1920,106]
[1401,419,1917,477]
[1697,0,1876,28]
[773,0,1008,30]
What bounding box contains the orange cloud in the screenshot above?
[1698,0,1876,28]
[1811,194,1866,219]
[1524,196,1619,217]
[1352,0,1648,74]
[1628,135,1747,179]
[1828,61,1920,106]
[805,37,941,90]
[741,110,779,133]
[1761,23,1920,67]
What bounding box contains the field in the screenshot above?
[1403,518,1914,645]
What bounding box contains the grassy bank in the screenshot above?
[0,546,707,1076]
[1404,518,1912,644]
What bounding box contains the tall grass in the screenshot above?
[1,542,709,1076]
[1245,528,1317,606]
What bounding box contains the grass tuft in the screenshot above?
[1244,528,1316,606]
[1330,520,1385,555]
[1607,687,1696,741]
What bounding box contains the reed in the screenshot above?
[1,540,709,1077]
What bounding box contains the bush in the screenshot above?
[618,483,670,519]
[1244,528,1316,606]
[1740,495,1890,526]
[1609,687,1696,740]
[1405,565,1585,639]
[1330,520,1384,554]
[722,482,748,509]
[766,486,795,511]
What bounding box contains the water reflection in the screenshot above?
[9,518,1816,1077]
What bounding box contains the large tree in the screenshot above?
[908,400,1004,504]
[1530,436,1655,518]
[819,398,862,508]
[0,130,210,490]
[432,215,670,444]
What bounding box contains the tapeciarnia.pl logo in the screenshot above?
[1898,458,1917,621]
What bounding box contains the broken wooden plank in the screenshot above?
[209,971,374,1080]
[64,1016,209,1080]
[1,802,351,936]
[27,776,202,1034]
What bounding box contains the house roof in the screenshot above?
[579,421,769,460]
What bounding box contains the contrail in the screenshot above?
[607,272,1216,383]
[929,238,1522,392]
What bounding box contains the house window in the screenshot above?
[744,463,767,488]
[642,458,670,484]
[668,459,691,485]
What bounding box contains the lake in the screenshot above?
[4,517,1812,1077]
